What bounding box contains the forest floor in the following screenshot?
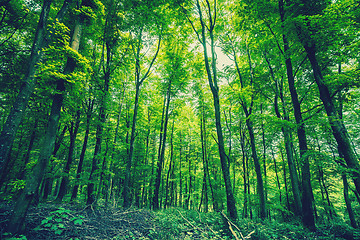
[0,202,359,240]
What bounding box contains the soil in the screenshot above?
[0,202,157,240]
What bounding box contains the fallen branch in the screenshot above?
[176,209,207,236]
[220,211,243,240]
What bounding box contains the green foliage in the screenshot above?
[0,179,26,202]
[2,232,27,240]
[150,208,226,239]
[34,208,84,236]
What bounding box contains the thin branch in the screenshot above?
[303,104,324,121]
[139,30,162,84]
[293,54,307,79]
[263,20,284,56]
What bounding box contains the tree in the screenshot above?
[122,0,162,207]
[0,0,73,175]
[180,0,238,220]
[153,41,188,209]
[7,0,91,231]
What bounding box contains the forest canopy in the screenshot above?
[0,0,360,238]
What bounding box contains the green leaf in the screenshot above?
[58,223,65,229]
[74,219,84,225]
[54,229,64,235]
[44,223,52,228]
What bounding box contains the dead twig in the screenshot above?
[220,211,244,240]
[176,209,207,236]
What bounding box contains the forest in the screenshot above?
[0,0,360,239]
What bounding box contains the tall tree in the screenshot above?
[7,1,87,231]
[0,0,73,174]
[180,0,238,220]
[279,0,316,230]
[122,12,162,207]
[153,42,187,209]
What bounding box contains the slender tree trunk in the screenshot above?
[179,132,183,207]
[164,120,175,208]
[153,81,172,209]
[123,30,161,208]
[96,140,109,201]
[269,55,302,215]
[199,114,209,212]
[123,83,140,208]
[280,150,291,211]
[18,118,38,180]
[87,40,112,205]
[56,110,80,202]
[342,171,358,228]
[0,0,52,173]
[42,125,67,201]
[244,107,266,219]
[271,146,282,207]
[278,0,315,230]
[195,0,237,220]
[141,109,151,207]
[71,100,93,201]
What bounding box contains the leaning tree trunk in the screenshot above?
[0,0,52,175]
[305,45,360,196]
[278,0,315,230]
[0,0,73,175]
[7,14,83,233]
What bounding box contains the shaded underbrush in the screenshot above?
[0,203,359,239]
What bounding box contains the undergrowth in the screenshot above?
[152,208,360,240]
[2,204,360,239]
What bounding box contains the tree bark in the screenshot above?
[56,110,80,202]
[71,99,93,201]
[278,0,315,230]
[195,0,237,220]
[8,13,83,233]
[0,0,52,175]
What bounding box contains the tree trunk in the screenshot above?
[269,55,302,215]
[0,0,72,176]
[342,172,358,228]
[164,120,175,208]
[305,45,360,196]
[87,41,111,205]
[236,45,266,219]
[0,0,52,174]
[71,99,93,201]
[278,0,315,230]
[56,110,80,202]
[195,0,237,220]
[8,14,83,233]
[244,108,266,219]
[153,80,172,210]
